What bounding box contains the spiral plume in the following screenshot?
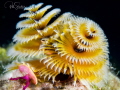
[7,3,109,89]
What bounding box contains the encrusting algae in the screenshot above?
[0,2,113,90]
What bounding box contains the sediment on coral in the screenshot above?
[0,71,120,90]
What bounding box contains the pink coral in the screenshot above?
[10,64,37,90]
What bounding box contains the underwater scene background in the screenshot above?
[0,0,120,90]
[1,0,120,75]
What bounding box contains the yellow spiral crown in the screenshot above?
[7,3,109,88]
